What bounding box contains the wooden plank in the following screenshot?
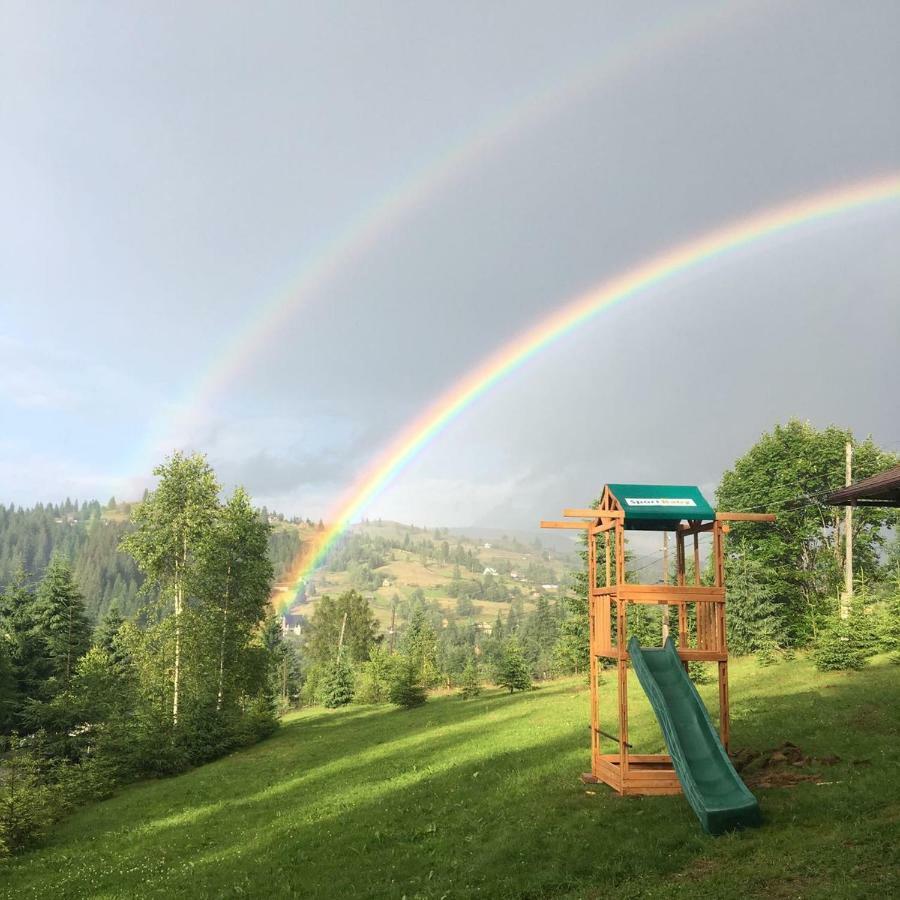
[678,521,715,537]
[590,519,619,534]
[621,784,683,796]
[718,660,730,751]
[564,508,625,518]
[540,520,592,530]
[616,584,724,597]
[716,512,776,522]
[600,754,671,765]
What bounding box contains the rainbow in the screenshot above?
[274,172,900,611]
[129,1,764,480]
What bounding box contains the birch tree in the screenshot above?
[120,452,219,726]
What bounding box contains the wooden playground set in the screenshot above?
[542,483,775,833]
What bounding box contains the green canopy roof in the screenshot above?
[607,484,715,530]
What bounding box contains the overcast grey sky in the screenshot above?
[2,0,899,531]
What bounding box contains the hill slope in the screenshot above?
[4,655,898,898]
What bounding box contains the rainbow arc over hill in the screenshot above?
[273,172,900,612]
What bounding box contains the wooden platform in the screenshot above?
[582,754,682,796]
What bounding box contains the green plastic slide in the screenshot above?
[628,636,762,835]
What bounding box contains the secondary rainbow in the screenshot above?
[273,172,900,611]
[128,1,764,482]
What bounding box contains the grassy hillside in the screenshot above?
[4,654,898,898]
[279,519,577,631]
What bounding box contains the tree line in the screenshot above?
[0,453,290,855]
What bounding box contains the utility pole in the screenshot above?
[336,611,348,660]
[389,600,397,654]
[841,441,853,619]
[661,531,670,643]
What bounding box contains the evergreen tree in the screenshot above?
[321,656,354,708]
[458,656,482,699]
[400,606,439,687]
[33,555,92,687]
[725,545,783,655]
[95,602,123,649]
[496,637,531,693]
[388,657,427,709]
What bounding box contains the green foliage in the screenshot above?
[725,544,783,655]
[387,657,427,709]
[688,661,714,684]
[716,421,898,646]
[0,752,57,855]
[306,590,379,666]
[495,637,531,693]
[32,555,92,687]
[354,646,395,705]
[876,590,900,652]
[457,657,482,699]
[812,616,867,671]
[321,656,355,708]
[400,606,439,687]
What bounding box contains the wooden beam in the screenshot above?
[540,519,592,530]
[716,512,776,522]
[564,508,624,519]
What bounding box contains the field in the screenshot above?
[4,654,898,898]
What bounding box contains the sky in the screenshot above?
[2,0,899,540]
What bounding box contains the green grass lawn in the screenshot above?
[3,655,898,899]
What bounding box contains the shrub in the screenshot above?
[321,657,355,708]
[688,661,714,684]
[355,647,396,705]
[495,638,531,694]
[0,752,58,854]
[388,659,427,709]
[813,617,867,672]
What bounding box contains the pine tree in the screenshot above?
[400,606,439,687]
[94,602,128,667]
[458,657,482,699]
[321,656,354,708]
[388,657,427,709]
[33,555,92,686]
[496,637,531,693]
[725,546,783,655]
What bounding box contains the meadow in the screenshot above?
[3,654,897,899]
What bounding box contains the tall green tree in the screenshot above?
[400,606,439,687]
[120,452,220,725]
[716,421,897,644]
[197,487,273,711]
[306,590,379,666]
[33,555,92,687]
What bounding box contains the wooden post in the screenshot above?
[588,529,600,775]
[615,522,628,780]
[841,441,853,619]
[714,521,729,749]
[661,531,670,644]
[336,611,348,660]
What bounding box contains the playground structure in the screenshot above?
[541,483,774,834]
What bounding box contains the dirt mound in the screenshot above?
[730,741,841,789]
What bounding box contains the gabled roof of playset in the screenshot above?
[606,483,715,528]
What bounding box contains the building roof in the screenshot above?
[606,483,715,529]
[823,464,900,507]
